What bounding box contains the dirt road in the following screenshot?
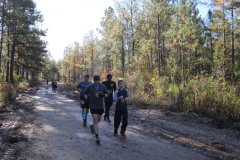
[1,82,237,160]
[9,84,215,160]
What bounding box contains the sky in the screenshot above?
[34,0,210,61]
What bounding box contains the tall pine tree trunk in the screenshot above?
[0,0,6,74]
[223,7,226,78]
[181,33,184,84]
[162,36,165,68]
[73,50,76,83]
[91,44,94,77]
[21,67,24,79]
[157,14,161,77]
[6,29,10,82]
[130,0,134,57]
[10,38,16,83]
[121,29,125,78]
[150,48,153,70]
[16,65,20,76]
[68,57,70,83]
[231,6,235,80]
[210,28,213,65]
[26,68,29,80]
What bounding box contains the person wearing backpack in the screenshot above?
[84,75,108,144]
[51,80,57,92]
[113,80,130,136]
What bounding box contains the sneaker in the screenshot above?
[96,137,100,144]
[120,131,126,137]
[107,119,111,123]
[89,125,94,134]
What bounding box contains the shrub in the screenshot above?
[181,76,240,121]
[17,80,29,92]
[127,73,240,121]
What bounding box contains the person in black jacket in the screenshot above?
[113,80,130,136]
[102,74,116,123]
[51,80,57,92]
[84,75,108,144]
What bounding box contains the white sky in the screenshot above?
[34,0,209,61]
[34,0,114,61]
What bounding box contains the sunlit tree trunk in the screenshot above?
[157,14,161,77]
[121,29,125,78]
[231,5,235,80]
[6,28,10,82]
[0,0,6,74]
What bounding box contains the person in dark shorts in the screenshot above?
[102,74,116,123]
[77,75,92,127]
[113,80,130,136]
[84,75,108,144]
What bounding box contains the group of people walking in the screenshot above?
[45,77,58,92]
[77,74,130,144]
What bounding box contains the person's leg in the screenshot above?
[81,108,85,119]
[114,110,121,134]
[89,109,103,143]
[85,108,89,121]
[82,108,87,126]
[92,112,103,144]
[84,99,90,123]
[107,99,113,122]
[104,99,108,121]
[97,114,102,123]
[105,99,110,122]
[120,110,128,136]
[80,96,86,124]
[91,113,98,134]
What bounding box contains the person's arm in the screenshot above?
[103,85,108,98]
[83,85,90,99]
[113,90,119,102]
[125,89,130,101]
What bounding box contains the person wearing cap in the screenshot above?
[113,80,130,136]
[102,74,116,123]
[77,75,92,127]
[84,75,108,144]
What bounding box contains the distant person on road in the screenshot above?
[102,74,116,123]
[113,80,130,136]
[77,75,92,127]
[51,80,58,92]
[84,75,108,144]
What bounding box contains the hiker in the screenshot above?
[113,80,130,136]
[77,75,92,127]
[51,80,58,92]
[102,74,116,123]
[84,75,108,144]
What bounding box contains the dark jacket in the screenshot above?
[102,80,116,95]
[84,83,108,109]
[113,89,130,110]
